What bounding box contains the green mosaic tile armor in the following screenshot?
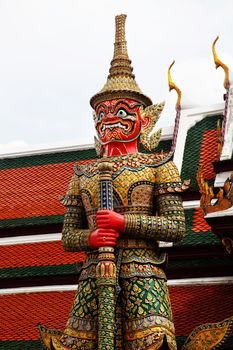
[39,152,185,350]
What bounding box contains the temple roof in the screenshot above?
[0,241,85,269]
[0,114,221,234]
[0,140,172,230]
[181,114,220,191]
[0,105,233,349]
[0,117,231,284]
[0,284,232,349]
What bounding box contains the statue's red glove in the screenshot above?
[88,228,119,249]
[96,210,125,232]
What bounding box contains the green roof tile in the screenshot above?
[0,140,171,170]
[0,215,63,229]
[0,148,98,170]
[168,256,233,269]
[0,340,44,350]
[0,263,82,279]
[0,210,220,247]
[181,115,222,191]
[175,209,220,247]
[1,256,230,280]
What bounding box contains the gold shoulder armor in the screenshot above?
[60,174,82,206]
[156,160,181,183]
[155,160,190,195]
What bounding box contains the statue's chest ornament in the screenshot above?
[75,153,172,211]
[127,180,155,206]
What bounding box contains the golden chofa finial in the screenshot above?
[168,60,182,110]
[212,36,230,89]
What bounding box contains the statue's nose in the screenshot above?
[105,112,115,120]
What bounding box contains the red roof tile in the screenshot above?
[0,241,86,269]
[171,284,233,336]
[0,284,232,340]
[0,291,74,340]
[192,207,212,232]
[191,129,218,235]
[0,160,92,220]
[199,129,218,181]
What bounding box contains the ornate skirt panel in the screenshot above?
[122,277,176,350]
[52,275,176,350]
[52,278,98,349]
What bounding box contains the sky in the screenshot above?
[0,0,233,154]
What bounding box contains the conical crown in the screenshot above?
[90,14,152,108]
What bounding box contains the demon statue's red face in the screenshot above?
[94,98,143,144]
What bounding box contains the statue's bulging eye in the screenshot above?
[116,109,127,118]
[92,111,97,122]
[97,111,105,123]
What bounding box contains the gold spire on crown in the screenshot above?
[212,36,230,89]
[90,14,152,108]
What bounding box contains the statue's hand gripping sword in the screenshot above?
[96,156,116,350]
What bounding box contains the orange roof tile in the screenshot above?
[0,241,86,269]
[199,129,218,181]
[0,160,92,220]
[192,207,212,232]
[0,291,74,340]
[171,284,233,336]
[0,284,232,340]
